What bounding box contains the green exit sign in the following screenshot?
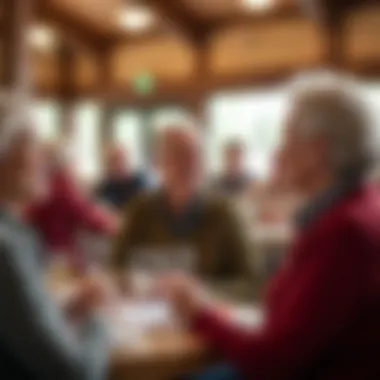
[131,72,156,96]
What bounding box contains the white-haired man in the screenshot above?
[0,105,109,380]
[161,73,380,380]
[111,125,251,293]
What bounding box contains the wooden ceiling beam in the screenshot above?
[106,58,380,107]
[34,56,380,106]
[36,0,111,50]
[142,0,210,45]
[302,0,380,22]
[210,3,302,31]
[100,62,322,106]
[303,0,380,68]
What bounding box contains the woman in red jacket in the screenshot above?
[162,72,380,380]
[26,143,118,271]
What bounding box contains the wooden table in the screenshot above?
[47,273,212,380]
[110,328,210,380]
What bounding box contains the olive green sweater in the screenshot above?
[111,191,251,282]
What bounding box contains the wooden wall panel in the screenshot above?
[51,0,123,33]
[74,50,99,89]
[209,19,324,75]
[110,37,197,85]
[346,5,380,64]
[182,0,239,18]
[31,50,60,91]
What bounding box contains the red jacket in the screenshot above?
[27,170,116,264]
[193,185,380,380]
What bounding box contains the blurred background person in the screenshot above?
[26,142,118,272]
[0,106,109,380]
[213,141,251,197]
[96,143,147,211]
[162,72,380,380]
[251,147,302,231]
[249,148,302,276]
[111,125,252,298]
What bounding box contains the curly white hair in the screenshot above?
[288,71,376,177]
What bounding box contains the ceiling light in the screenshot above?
[118,6,154,32]
[28,26,56,51]
[242,0,275,12]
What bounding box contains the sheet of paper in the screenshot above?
[232,305,264,328]
[120,300,174,327]
[108,300,175,345]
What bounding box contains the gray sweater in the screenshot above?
[0,210,108,380]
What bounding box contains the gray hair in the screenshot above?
[155,122,202,150]
[289,71,376,178]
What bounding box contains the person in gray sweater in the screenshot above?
[0,104,109,380]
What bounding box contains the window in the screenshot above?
[364,82,380,150]
[72,102,101,180]
[149,107,191,133]
[33,100,60,142]
[207,82,380,179]
[112,106,191,171]
[113,111,144,169]
[207,89,285,179]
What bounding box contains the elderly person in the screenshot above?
[162,72,380,380]
[96,144,146,211]
[213,141,251,197]
[111,125,251,294]
[26,142,118,271]
[0,105,109,379]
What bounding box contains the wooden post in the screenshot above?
[58,41,76,139]
[324,13,345,68]
[140,108,154,168]
[96,44,115,174]
[301,0,348,68]
[97,44,115,145]
[186,37,210,127]
[0,0,33,99]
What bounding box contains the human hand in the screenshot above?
[156,273,211,322]
[66,275,113,321]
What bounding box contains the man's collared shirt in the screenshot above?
[156,191,204,237]
[111,190,251,280]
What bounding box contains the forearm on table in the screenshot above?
[193,232,366,379]
[208,278,252,301]
[192,307,256,365]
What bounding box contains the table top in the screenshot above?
[105,299,205,363]
[46,271,261,380]
[109,325,209,380]
[111,334,209,380]
[46,273,211,379]
[111,327,206,366]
